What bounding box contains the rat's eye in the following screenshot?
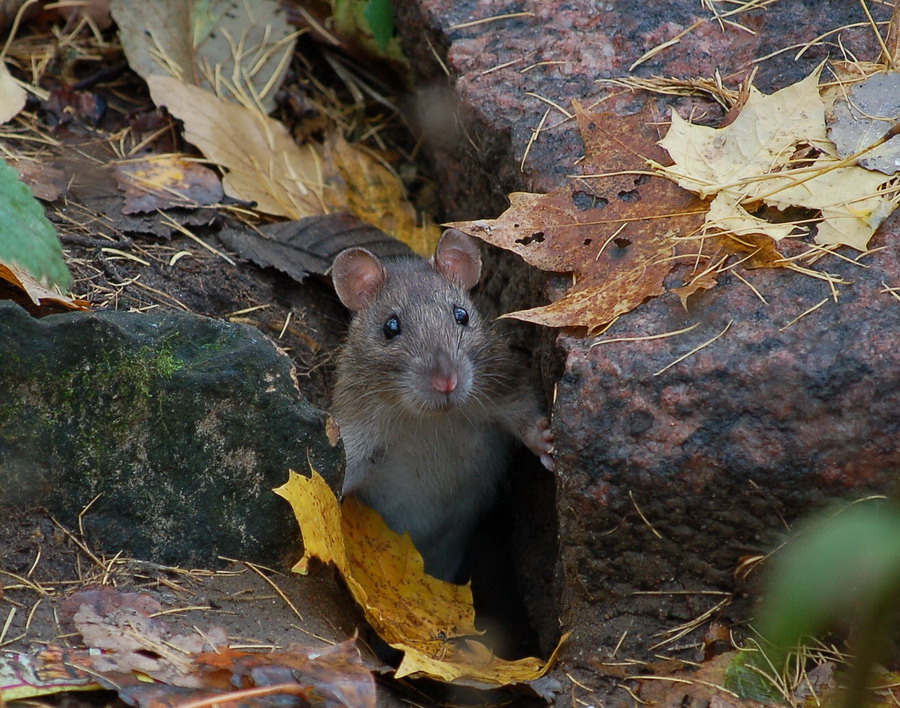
[453,306,469,326]
[382,315,401,339]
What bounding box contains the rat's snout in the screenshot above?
[430,349,459,394]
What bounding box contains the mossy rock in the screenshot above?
[0,301,342,567]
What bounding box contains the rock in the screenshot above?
[0,301,342,567]
[393,0,899,684]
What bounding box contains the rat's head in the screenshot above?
[333,229,499,414]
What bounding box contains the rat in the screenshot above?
[330,228,554,583]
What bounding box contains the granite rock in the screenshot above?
[394,0,900,679]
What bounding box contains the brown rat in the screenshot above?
[330,228,553,582]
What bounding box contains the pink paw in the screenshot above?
[524,417,555,471]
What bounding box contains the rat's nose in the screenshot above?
[431,350,458,393]
[432,372,458,393]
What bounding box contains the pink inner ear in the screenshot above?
[333,249,385,311]
[434,230,481,290]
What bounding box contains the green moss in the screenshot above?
[3,338,187,481]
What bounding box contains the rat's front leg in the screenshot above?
[519,415,554,471]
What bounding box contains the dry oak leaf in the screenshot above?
[449,105,706,330]
[274,470,565,686]
[148,75,326,219]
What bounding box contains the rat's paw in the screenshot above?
[523,417,555,471]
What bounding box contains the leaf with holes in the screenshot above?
[448,104,706,331]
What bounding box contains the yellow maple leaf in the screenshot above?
[656,65,900,251]
[658,67,826,199]
[274,470,566,686]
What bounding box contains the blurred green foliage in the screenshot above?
[333,0,405,62]
[732,499,900,706]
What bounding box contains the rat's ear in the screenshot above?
[433,229,482,291]
[332,248,387,311]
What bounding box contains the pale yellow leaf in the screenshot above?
[754,160,899,251]
[0,62,26,124]
[658,66,825,198]
[148,75,325,218]
[323,134,441,257]
[706,190,798,241]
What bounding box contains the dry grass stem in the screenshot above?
[449,12,535,30]
[654,320,733,376]
[520,106,550,172]
[779,297,830,331]
[629,491,663,539]
[591,322,701,348]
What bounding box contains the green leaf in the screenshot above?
[0,159,72,290]
[333,0,406,63]
[725,649,785,703]
[362,0,394,51]
[758,500,900,653]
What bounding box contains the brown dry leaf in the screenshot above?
[193,641,376,708]
[113,154,224,214]
[634,652,769,706]
[0,262,89,315]
[148,75,326,218]
[449,104,706,331]
[323,134,441,257]
[8,159,68,202]
[274,470,565,686]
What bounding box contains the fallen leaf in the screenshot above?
[0,61,25,124]
[275,470,565,686]
[635,652,770,706]
[110,0,294,113]
[757,159,898,250]
[193,641,376,708]
[218,213,415,283]
[148,75,326,218]
[113,154,224,214]
[658,67,826,198]
[7,158,68,201]
[150,76,439,255]
[324,134,441,257]
[0,647,104,701]
[449,105,706,330]
[705,190,798,241]
[0,263,88,314]
[829,71,900,175]
[657,66,900,251]
[73,603,227,686]
[0,158,72,290]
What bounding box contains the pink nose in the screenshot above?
[432,372,458,394]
